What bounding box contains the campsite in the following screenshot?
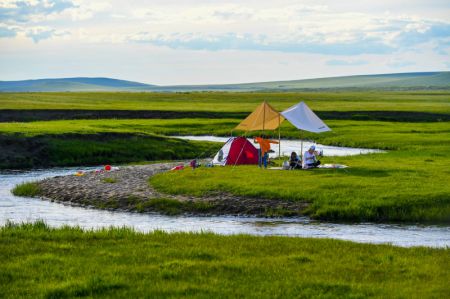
[1,0,450,297]
[2,92,450,299]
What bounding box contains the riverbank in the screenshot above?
[14,163,307,217]
[1,222,448,298]
[0,133,220,169]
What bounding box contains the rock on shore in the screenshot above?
[37,163,308,216]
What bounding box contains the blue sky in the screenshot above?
[0,0,449,84]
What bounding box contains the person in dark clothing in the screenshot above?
[289,151,302,169]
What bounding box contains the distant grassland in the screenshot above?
[1,222,448,299]
[1,91,449,113]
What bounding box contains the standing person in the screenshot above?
[254,136,279,168]
[303,145,321,169]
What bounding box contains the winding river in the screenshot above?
[1,167,449,248]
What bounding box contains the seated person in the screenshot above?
[303,145,321,169]
[289,151,301,169]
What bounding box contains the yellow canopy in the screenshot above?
[235,101,285,131]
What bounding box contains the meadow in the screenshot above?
[1,91,449,113]
[1,91,449,222]
[1,222,448,299]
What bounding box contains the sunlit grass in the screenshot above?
[0,119,449,150]
[11,182,41,197]
[1,91,450,113]
[0,222,448,298]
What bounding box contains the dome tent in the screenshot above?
[212,137,258,166]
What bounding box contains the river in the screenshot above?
[1,167,448,248]
[172,136,384,158]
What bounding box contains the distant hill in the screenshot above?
[1,72,449,92]
[0,77,154,92]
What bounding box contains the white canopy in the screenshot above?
[281,101,331,133]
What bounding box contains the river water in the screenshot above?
[1,168,449,248]
[172,136,384,158]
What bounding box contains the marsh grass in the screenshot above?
[0,222,448,298]
[101,177,118,184]
[11,182,41,197]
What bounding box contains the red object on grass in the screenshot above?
[170,165,184,171]
[104,165,112,171]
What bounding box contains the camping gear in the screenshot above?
[235,101,284,131]
[235,101,285,157]
[318,164,348,169]
[170,165,184,171]
[212,137,258,166]
[281,101,331,161]
[281,101,331,133]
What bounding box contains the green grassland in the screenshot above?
[3,117,449,222]
[2,91,449,222]
[1,91,449,113]
[1,118,449,150]
[0,132,220,169]
[1,222,448,298]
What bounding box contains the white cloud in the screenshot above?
[1,0,449,83]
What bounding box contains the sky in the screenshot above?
[0,0,449,85]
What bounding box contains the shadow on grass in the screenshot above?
[45,277,127,299]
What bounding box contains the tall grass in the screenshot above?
[0,222,448,298]
[11,182,41,197]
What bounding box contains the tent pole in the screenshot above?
[262,101,266,134]
[278,114,281,158]
[300,132,303,162]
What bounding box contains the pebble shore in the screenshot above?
[37,163,309,216]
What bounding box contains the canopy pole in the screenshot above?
[300,131,303,162]
[278,114,281,158]
[262,101,266,135]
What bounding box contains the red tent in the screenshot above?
[212,137,258,166]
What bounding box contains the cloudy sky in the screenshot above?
[1,0,449,85]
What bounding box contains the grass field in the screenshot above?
[2,91,449,222]
[1,91,449,113]
[1,222,448,298]
[1,118,449,150]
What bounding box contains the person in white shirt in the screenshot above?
[303,145,321,169]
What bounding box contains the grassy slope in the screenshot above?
[1,91,449,113]
[1,72,449,92]
[0,133,220,169]
[1,222,448,298]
